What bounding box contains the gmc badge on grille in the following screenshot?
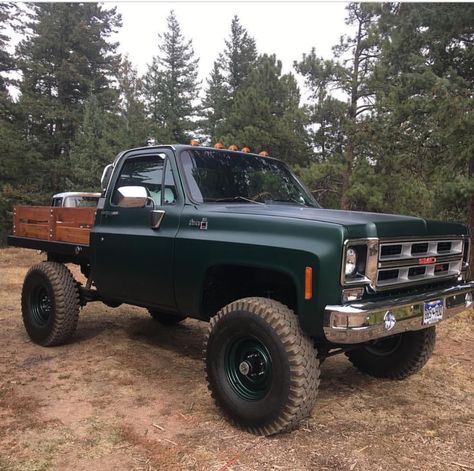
[419,257,436,265]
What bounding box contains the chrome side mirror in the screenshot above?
[116,186,148,208]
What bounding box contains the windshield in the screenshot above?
[180,149,318,207]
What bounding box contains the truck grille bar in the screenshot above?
[376,238,464,289]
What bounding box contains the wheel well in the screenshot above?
[201,265,298,319]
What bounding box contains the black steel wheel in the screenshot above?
[345,327,436,379]
[148,310,186,326]
[21,262,80,346]
[204,297,320,436]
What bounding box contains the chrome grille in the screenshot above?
[377,238,464,289]
[379,239,463,261]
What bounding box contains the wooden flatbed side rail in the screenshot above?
[13,206,50,240]
[13,206,97,246]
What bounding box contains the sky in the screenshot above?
[113,1,351,101]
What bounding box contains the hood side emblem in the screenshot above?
[189,218,208,230]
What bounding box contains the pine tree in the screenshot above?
[117,57,148,148]
[222,54,310,164]
[201,16,257,142]
[142,57,176,144]
[295,49,346,162]
[201,61,228,142]
[0,4,35,242]
[294,50,346,206]
[143,10,199,144]
[16,3,122,194]
[223,16,258,99]
[0,3,14,94]
[332,3,382,209]
[69,94,125,191]
[295,3,382,209]
[69,95,108,191]
[70,56,151,191]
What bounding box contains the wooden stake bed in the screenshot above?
[13,206,96,246]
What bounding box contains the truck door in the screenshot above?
[91,148,181,310]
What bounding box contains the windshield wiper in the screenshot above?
[206,196,264,205]
[267,198,309,207]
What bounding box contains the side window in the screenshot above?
[112,153,177,206]
[113,155,164,206]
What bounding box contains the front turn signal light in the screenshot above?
[305,266,313,300]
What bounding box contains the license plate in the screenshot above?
[423,300,444,325]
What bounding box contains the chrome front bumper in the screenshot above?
[324,282,474,344]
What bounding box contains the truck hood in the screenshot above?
[206,204,468,239]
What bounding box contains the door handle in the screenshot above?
[151,210,165,229]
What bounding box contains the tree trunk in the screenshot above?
[340,16,362,210]
[340,140,354,210]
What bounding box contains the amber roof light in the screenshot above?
[214,142,224,149]
[259,151,269,157]
[228,144,238,151]
[190,139,200,146]
[241,147,250,153]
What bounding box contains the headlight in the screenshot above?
[341,239,378,289]
[345,248,357,276]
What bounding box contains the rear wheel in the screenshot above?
[148,310,186,326]
[204,297,320,435]
[345,327,436,379]
[21,262,80,346]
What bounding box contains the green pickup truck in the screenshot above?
[8,144,473,436]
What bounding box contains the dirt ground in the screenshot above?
[0,248,473,471]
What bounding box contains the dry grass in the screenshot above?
[0,247,473,471]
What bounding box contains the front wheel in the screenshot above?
[204,297,320,436]
[345,327,436,379]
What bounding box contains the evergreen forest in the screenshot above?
[0,2,473,274]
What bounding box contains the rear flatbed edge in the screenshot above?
[7,235,91,260]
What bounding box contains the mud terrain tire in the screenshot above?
[21,262,80,346]
[204,297,320,436]
[345,327,436,379]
